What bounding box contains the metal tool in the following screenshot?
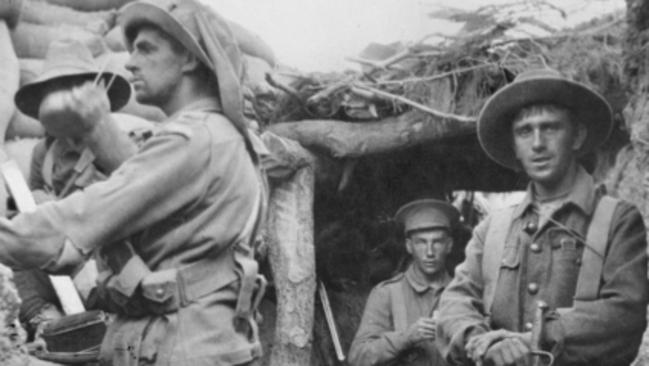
[531,300,554,366]
[318,280,345,362]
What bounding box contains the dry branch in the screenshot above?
[351,85,476,123]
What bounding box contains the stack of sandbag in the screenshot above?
[4,0,279,170]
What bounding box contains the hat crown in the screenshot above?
[160,0,202,40]
[395,199,459,233]
[123,0,204,55]
[41,39,99,78]
[513,68,565,82]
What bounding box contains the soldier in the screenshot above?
[0,0,267,365]
[11,39,136,339]
[436,68,649,366]
[348,199,459,366]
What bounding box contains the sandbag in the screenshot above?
[0,21,20,142]
[5,138,41,179]
[44,0,134,12]
[11,23,107,58]
[96,52,167,121]
[19,58,42,86]
[229,20,277,67]
[6,111,45,139]
[104,25,126,52]
[21,1,116,35]
[0,0,22,29]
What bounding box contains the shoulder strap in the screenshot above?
[574,195,619,300]
[482,205,516,314]
[41,139,59,191]
[232,161,268,322]
[389,280,409,332]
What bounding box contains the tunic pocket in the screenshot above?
[548,228,582,264]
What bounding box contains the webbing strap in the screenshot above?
[482,206,516,314]
[41,139,58,191]
[233,167,266,320]
[575,196,618,300]
[390,280,408,332]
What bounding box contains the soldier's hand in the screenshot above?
[38,81,111,139]
[406,317,436,343]
[467,330,532,365]
[483,337,531,366]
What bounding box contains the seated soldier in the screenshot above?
[348,199,459,366]
[11,39,140,339]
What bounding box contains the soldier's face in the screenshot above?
[125,27,188,108]
[406,229,451,279]
[512,109,585,190]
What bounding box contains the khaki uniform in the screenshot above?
[437,167,649,366]
[16,129,148,335]
[0,98,264,365]
[348,265,449,366]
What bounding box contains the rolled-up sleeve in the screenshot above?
[544,202,649,365]
[348,285,411,366]
[437,217,492,365]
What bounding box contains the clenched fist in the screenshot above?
[38,81,111,140]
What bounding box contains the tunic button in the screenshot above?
[524,221,538,235]
[527,282,539,295]
[575,257,582,266]
[530,243,541,253]
[155,287,165,298]
[525,322,533,330]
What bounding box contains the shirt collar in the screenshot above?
[168,98,223,121]
[513,165,597,218]
[405,265,452,294]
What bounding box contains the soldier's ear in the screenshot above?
[571,122,587,151]
[405,237,414,255]
[181,52,200,73]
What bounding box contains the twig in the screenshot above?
[491,15,623,49]
[265,73,303,102]
[346,47,417,71]
[350,84,476,123]
[346,57,385,69]
[307,76,354,105]
[365,63,499,86]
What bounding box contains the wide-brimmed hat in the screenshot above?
[477,68,613,170]
[120,0,255,159]
[394,199,460,235]
[120,0,213,71]
[14,39,131,120]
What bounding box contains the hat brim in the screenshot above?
[15,72,131,120]
[477,77,613,170]
[394,199,460,232]
[120,2,213,70]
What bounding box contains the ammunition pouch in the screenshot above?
[97,241,265,322]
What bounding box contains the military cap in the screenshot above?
[394,199,460,235]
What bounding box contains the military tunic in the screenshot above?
[348,265,449,366]
[0,98,262,365]
[437,167,649,366]
[16,124,150,335]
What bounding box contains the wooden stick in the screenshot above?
[350,84,476,123]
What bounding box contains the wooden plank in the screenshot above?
[0,159,85,315]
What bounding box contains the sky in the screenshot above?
[201,0,625,72]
